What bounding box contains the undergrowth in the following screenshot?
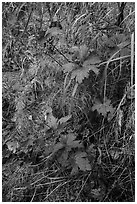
[2,2,135,202]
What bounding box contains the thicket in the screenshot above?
[2,2,135,202]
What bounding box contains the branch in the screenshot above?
[20,7,33,38]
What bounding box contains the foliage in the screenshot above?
[2,2,135,202]
[92,97,115,120]
[52,133,92,174]
[63,45,100,84]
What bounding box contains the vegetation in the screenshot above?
[2,2,135,202]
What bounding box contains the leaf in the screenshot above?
[67,133,82,149]
[29,63,39,76]
[62,63,76,73]
[91,179,106,201]
[71,53,100,84]
[86,144,97,164]
[84,54,101,65]
[59,135,68,144]
[67,133,76,144]
[20,138,34,153]
[117,109,123,131]
[70,45,88,62]
[56,133,83,158]
[92,98,115,118]
[52,142,64,154]
[58,150,69,167]
[6,140,19,153]
[40,58,46,68]
[75,152,91,171]
[107,111,115,121]
[69,46,79,53]
[91,187,105,201]
[79,44,89,61]
[106,38,117,48]
[47,27,62,36]
[84,64,99,75]
[71,164,79,175]
[45,107,53,115]
[117,40,130,49]
[8,13,17,25]
[44,78,52,88]
[45,113,57,129]
[16,99,25,111]
[109,148,121,160]
[58,115,72,125]
[83,55,100,75]
[72,83,78,97]
[59,134,82,151]
[71,67,90,84]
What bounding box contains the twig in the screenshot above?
[130,32,134,103]
[21,7,33,38]
[75,172,91,201]
[98,55,131,67]
[30,187,37,202]
[53,45,71,62]
[103,166,128,201]
[46,52,62,67]
[102,50,130,102]
[43,180,69,201]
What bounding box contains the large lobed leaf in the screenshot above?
[75,151,91,171]
[92,98,115,119]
